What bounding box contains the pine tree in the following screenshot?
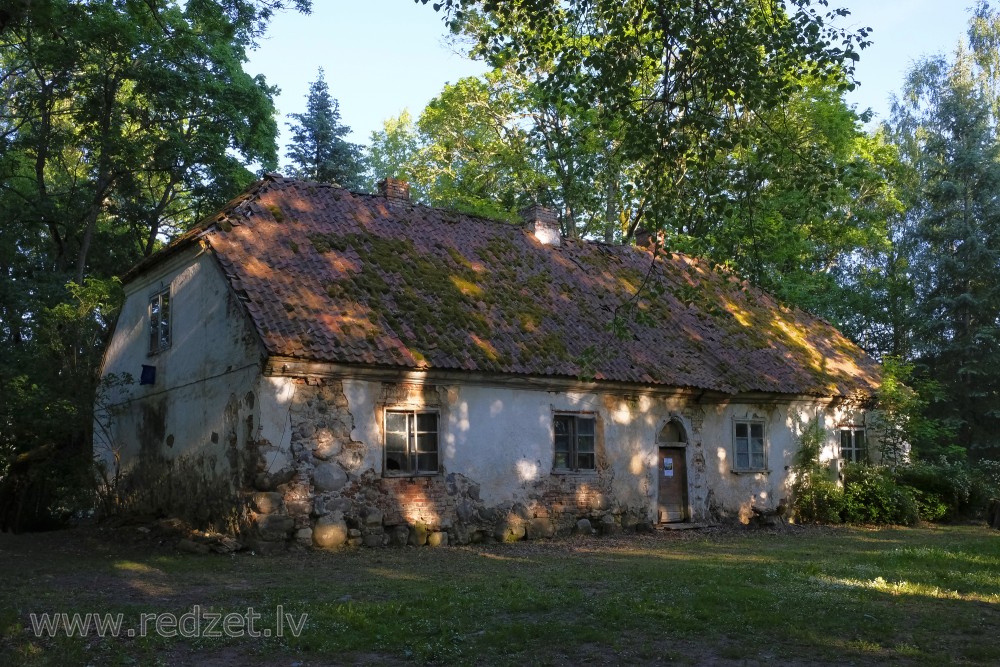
[889,8,1000,458]
[285,68,364,189]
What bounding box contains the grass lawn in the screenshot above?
[1,523,998,665]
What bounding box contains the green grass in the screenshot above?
[2,524,999,665]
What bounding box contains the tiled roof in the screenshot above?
[187,175,879,396]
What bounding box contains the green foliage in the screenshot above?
[406,0,894,330]
[366,110,426,199]
[895,460,974,521]
[868,356,954,464]
[841,464,920,526]
[790,419,844,524]
[285,68,365,189]
[885,1,1000,459]
[0,0,304,530]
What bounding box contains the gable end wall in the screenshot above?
[97,246,265,531]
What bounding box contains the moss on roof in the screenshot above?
[193,175,879,396]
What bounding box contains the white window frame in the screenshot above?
[383,409,440,476]
[840,427,867,463]
[148,288,171,355]
[733,418,767,472]
[553,413,597,472]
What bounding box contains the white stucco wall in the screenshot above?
[253,375,872,523]
[97,246,264,526]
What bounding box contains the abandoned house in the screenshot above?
[96,174,881,550]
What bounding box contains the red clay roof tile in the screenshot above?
[171,175,880,396]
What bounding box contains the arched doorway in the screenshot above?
[656,420,689,523]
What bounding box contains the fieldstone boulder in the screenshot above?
[427,531,448,547]
[388,525,410,547]
[251,492,283,514]
[526,517,555,540]
[496,521,526,543]
[599,514,620,535]
[257,514,295,541]
[313,430,342,460]
[325,497,353,515]
[575,518,594,535]
[312,518,348,549]
[313,462,348,492]
[254,467,296,491]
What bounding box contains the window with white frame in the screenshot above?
[148,289,171,354]
[733,419,766,471]
[840,427,867,463]
[553,414,596,471]
[384,410,439,475]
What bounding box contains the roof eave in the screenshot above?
[262,356,866,404]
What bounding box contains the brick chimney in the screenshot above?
[378,178,410,201]
[634,228,664,250]
[521,205,561,247]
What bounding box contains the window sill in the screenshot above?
[382,471,440,479]
[730,469,771,475]
[551,469,598,476]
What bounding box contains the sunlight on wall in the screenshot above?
[394,484,441,527]
[611,400,632,425]
[516,459,539,482]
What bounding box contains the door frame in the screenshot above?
[655,417,691,523]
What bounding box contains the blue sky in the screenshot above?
[245,1,974,163]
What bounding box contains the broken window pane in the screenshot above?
[384,410,438,476]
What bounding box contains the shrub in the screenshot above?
[841,463,920,526]
[969,459,1000,516]
[886,459,1000,522]
[790,419,844,524]
[894,460,972,521]
[794,478,846,524]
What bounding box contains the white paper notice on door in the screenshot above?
[663,458,674,477]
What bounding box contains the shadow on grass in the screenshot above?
[1,524,998,665]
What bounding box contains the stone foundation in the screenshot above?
[246,378,652,550]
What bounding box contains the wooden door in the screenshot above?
[657,447,688,523]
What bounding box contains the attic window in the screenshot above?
[148,288,171,355]
[384,410,439,476]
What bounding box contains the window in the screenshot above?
[553,414,596,471]
[384,410,438,475]
[840,427,867,463]
[733,420,766,471]
[148,289,171,354]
